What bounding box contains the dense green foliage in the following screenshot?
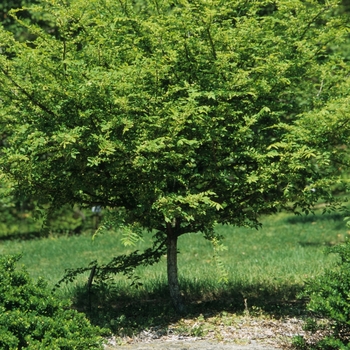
[0,0,349,229]
[0,254,106,349]
[0,0,350,310]
[295,240,350,349]
[0,0,64,236]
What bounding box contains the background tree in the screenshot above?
[0,0,349,313]
[0,0,76,238]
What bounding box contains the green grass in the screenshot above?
[0,210,347,334]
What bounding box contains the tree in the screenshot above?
[0,0,349,313]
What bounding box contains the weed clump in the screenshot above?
[0,254,108,349]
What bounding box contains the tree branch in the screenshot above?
[0,67,57,118]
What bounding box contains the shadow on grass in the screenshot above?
[71,279,307,335]
[0,230,49,241]
[297,241,337,248]
[286,211,346,229]
[0,225,86,241]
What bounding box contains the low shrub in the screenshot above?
[0,254,108,349]
[295,240,350,349]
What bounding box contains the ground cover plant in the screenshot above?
[293,239,350,349]
[0,254,107,349]
[0,0,350,313]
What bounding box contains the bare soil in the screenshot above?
[103,316,318,349]
[105,340,280,349]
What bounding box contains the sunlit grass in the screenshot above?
[0,209,346,304]
[1,209,347,335]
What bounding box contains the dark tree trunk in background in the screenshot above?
[166,223,186,314]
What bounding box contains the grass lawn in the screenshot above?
[0,209,347,335]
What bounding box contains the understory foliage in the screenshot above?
[0,0,350,311]
[296,240,350,349]
[0,254,106,349]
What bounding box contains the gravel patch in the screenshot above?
[105,340,280,349]
[103,316,310,349]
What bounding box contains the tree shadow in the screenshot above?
[297,241,335,247]
[0,230,49,241]
[0,225,85,241]
[286,211,346,230]
[70,279,308,335]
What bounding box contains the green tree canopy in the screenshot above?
[0,0,350,312]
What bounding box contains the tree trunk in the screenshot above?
[166,223,186,314]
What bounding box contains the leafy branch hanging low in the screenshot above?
[54,237,167,291]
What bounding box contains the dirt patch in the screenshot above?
[103,316,309,349]
[104,340,280,349]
